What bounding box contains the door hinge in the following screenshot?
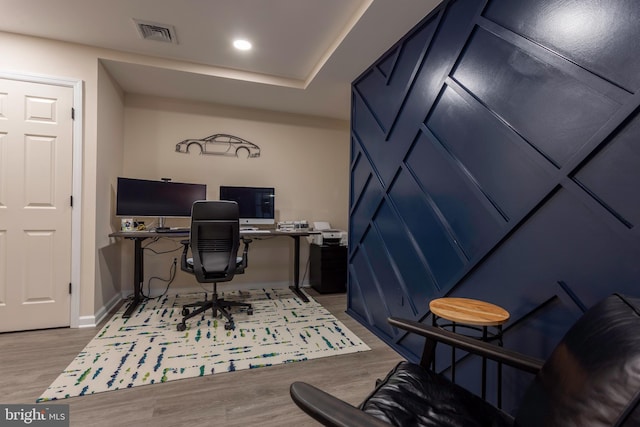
[70,195,73,207]
[71,107,75,120]
[69,283,72,294]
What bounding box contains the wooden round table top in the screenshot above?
[429,297,510,326]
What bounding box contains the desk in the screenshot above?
[259,230,319,303]
[109,229,318,317]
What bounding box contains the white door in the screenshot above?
[0,77,73,332]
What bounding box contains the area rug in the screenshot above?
[37,287,370,401]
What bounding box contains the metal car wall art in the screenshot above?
[175,133,261,158]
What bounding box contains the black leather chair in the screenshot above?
[176,200,253,332]
[290,293,640,426]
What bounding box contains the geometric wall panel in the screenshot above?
[349,241,396,340]
[573,110,640,229]
[354,13,438,135]
[484,0,640,92]
[372,201,437,314]
[452,26,624,167]
[425,85,552,221]
[407,129,504,261]
[348,0,640,413]
[387,167,467,287]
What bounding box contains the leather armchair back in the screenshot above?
[515,294,640,426]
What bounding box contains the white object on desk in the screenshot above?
[309,222,328,244]
[313,221,331,231]
[121,218,134,231]
[311,221,346,246]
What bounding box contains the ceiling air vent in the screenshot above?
[134,19,178,44]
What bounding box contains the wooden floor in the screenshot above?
[0,289,404,426]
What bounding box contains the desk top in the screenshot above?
[109,229,320,238]
[429,297,510,326]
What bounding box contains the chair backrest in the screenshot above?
[515,293,640,426]
[189,200,241,283]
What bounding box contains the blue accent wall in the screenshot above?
[348,0,640,412]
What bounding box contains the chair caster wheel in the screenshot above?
[247,308,253,315]
[225,323,234,330]
[182,308,190,316]
[177,323,186,331]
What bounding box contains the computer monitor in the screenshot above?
[116,177,207,229]
[219,186,275,226]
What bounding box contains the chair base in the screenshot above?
[177,289,253,331]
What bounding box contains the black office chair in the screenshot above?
[176,200,253,332]
[290,293,640,426]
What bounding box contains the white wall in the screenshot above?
[95,62,125,314]
[0,30,351,322]
[0,31,101,321]
[121,95,350,293]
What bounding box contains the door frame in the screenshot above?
[0,71,83,328]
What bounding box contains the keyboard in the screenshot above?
[241,229,270,234]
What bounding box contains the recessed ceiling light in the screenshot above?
[233,39,252,51]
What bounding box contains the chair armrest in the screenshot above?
[388,317,544,374]
[290,382,392,427]
[180,239,192,273]
[238,237,252,270]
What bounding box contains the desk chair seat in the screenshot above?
[177,200,253,332]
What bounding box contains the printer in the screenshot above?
[311,222,346,246]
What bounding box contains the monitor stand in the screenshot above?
[156,216,169,231]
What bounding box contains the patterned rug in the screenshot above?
[37,288,370,402]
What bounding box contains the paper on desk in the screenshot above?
[313,221,331,231]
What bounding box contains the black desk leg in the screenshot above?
[123,237,145,318]
[288,235,309,302]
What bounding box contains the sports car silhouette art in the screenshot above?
[175,134,260,158]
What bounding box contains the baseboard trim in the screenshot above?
[79,292,125,328]
[77,315,96,328]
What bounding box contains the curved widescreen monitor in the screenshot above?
[116,177,207,217]
[219,185,275,225]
